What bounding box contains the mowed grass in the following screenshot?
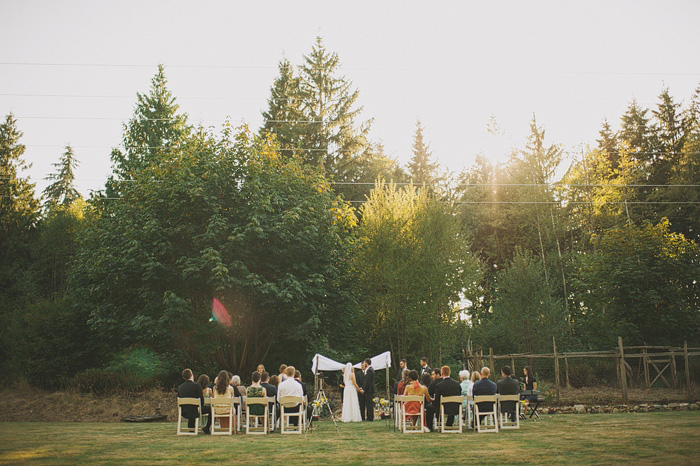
[1,412,699,465]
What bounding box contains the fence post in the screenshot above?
[643,348,650,389]
[565,357,571,388]
[684,341,692,400]
[671,349,678,389]
[511,357,515,377]
[553,337,560,403]
[618,336,629,404]
[489,348,494,379]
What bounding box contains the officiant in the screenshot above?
[360,358,376,421]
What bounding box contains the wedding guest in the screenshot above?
[279,364,288,381]
[247,371,268,417]
[397,359,407,383]
[459,370,471,418]
[295,370,314,426]
[178,368,212,434]
[277,366,303,426]
[261,372,278,420]
[197,374,212,399]
[257,364,265,374]
[496,366,520,422]
[523,366,538,403]
[396,369,409,396]
[403,370,431,431]
[467,370,480,427]
[472,367,497,426]
[425,367,444,430]
[421,371,432,389]
[231,374,246,413]
[269,375,279,387]
[433,366,462,428]
[419,357,431,378]
[212,370,236,432]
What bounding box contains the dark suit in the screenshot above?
[363,367,376,421]
[420,364,431,379]
[296,379,313,426]
[355,369,366,420]
[177,380,212,432]
[472,378,497,425]
[496,377,521,421]
[262,382,278,419]
[425,378,443,430]
[434,377,462,426]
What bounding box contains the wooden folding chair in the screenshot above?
[177,398,202,436]
[280,396,304,434]
[245,397,269,435]
[401,395,425,433]
[440,396,464,433]
[237,396,246,432]
[268,396,277,432]
[210,397,234,435]
[473,395,499,433]
[498,394,520,430]
[233,397,242,432]
[394,395,403,429]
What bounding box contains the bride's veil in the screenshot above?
[344,362,354,385]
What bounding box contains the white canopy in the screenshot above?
[311,351,392,375]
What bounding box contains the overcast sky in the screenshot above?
[2,0,699,196]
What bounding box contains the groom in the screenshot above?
[359,358,376,421]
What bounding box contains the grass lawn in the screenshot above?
[1,412,699,464]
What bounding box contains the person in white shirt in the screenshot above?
[277,366,304,425]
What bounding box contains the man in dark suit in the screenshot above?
[177,368,212,434]
[496,365,521,422]
[396,359,407,384]
[355,366,366,420]
[419,357,431,379]
[433,366,462,428]
[359,358,376,421]
[472,367,498,427]
[425,368,444,431]
[261,371,278,421]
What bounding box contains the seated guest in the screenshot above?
[496,365,520,422]
[459,370,471,418]
[277,366,304,425]
[257,364,265,374]
[522,366,538,403]
[279,364,288,381]
[433,366,462,428]
[396,369,409,396]
[294,370,313,426]
[247,371,268,418]
[472,367,497,426]
[467,370,481,427]
[269,375,279,387]
[212,370,236,432]
[420,371,432,390]
[178,368,212,434]
[261,371,278,420]
[197,374,212,399]
[425,368,444,431]
[403,370,431,431]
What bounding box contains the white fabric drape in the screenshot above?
[311,351,392,374]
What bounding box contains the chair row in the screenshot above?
[393,394,521,434]
[176,395,309,436]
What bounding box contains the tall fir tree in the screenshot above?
[43,145,81,209]
[619,99,652,160]
[109,64,190,190]
[407,120,440,187]
[596,118,619,170]
[260,58,304,158]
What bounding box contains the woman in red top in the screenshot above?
[403,370,431,429]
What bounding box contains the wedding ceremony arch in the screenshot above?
[311,351,392,398]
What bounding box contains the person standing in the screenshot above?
[419,357,431,379]
[355,365,366,420]
[359,358,376,421]
[341,363,363,422]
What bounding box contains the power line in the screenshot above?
[1,62,699,76]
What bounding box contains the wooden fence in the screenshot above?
[464,338,700,403]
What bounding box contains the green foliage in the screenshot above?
[43,145,81,209]
[573,219,700,346]
[407,120,440,187]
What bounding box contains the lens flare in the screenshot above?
[212,297,233,328]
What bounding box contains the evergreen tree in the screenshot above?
[260,58,304,159]
[596,118,619,170]
[43,145,81,209]
[407,120,440,187]
[619,99,652,160]
[109,65,190,186]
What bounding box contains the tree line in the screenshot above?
[1,38,698,390]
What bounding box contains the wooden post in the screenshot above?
[314,355,319,394]
[489,348,495,380]
[386,367,390,401]
[685,341,692,400]
[671,350,678,389]
[553,337,561,403]
[511,358,516,377]
[618,337,629,404]
[643,348,650,389]
[565,357,571,388]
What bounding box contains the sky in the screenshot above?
[2,0,700,197]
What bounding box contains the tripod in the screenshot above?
[311,379,340,436]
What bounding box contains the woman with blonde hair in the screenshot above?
[212,370,236,432]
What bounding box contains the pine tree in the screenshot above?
[43,145,81,209]
[110,64,190,182]
[596,118,619,170]
[619,99,652,160]
[260,58,304,158]
[407,120,439,187]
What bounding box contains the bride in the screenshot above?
[341,362,363,422]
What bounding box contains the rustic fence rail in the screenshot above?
[464,338,699,404]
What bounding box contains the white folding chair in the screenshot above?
[245,397,269,435]
[466,395,474,429]
[237,396,246,432]
[473,395,499,433]
[280,396,304,434]
[401,395,425,433]
[234,397,242,432]
[176,398,202,436]
[394,395,403,429]
[440,396,464,433]
[498,394,520,430]
[268,396,277,432]
[210,397,234,435]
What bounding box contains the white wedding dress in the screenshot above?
[341,363,363,423]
